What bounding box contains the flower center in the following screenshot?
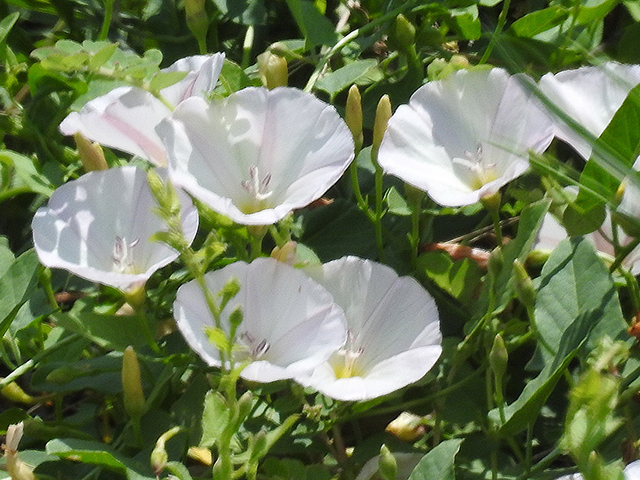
[452,144,497,190]
[241,166,273,203]
[238,331,270,359]
[112,236,139,274]
[331,330,364,379]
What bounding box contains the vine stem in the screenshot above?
[479,0,511,64]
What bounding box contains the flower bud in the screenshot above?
[74,132,108,172]
[513,259,536,311]
[3,422,35,480]
[271,241,297,264]
[489,334,508,382]
[372,95,392,161]
[388,14,415,53]
[345,85,363,153]
[151,426,181,475]
[257,51,288,89]
[122,346,146,420]
[185,0,209,52]
[385,411,425,442]
[0,381,37,406]
[378,445,398,480]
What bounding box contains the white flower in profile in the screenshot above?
[32,166,198,291]
[173,257,347,382]
[378,68,554,207]
[295,256,442,401]
[539,62,640,161]
[60,53,225,166]
[157,86,354,225]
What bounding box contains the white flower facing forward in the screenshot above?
[378,68,554,207]
[157,86,355,225]
[32,166,198,291]
[173,257,348,383]
[60,53,225,166]
[539,62,640,161]
[296,256,442,401]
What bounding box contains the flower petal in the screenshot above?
[539,62,640,160]
[159,87,354,225]
[297,256,442,401]
[32,166,197,291]
[174,257,347,382]
[378,68,553,206]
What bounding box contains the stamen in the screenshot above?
[112,237,139,274]
[452,143,497,189]
[332,330,364,379]
[241,165,273,202]
[239,331,271,359]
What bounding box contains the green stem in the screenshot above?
[610,237,640,274]
[490,206,503,247]
[98,0,114,41]
[479,0,511,64]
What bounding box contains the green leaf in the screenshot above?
[216,59,255,95]
[510,6,569,37]
[0,12,19,44]
[489,307,597,435]
[407,439,463,480]
[315,59,382,99]
[385,186,411,216]
[418,251,482,305]
[534,237,626,364]
[576,0,620,24]
[51,300,150,351]
[149,71,188,93]
[285,0,339,49]
[575,82,640,212]
[0,250,40,336]
[88,42,119,70]
[201,390,230,448]
[212,0,267,25]
[0,150,56,197]
[46,438,155,480]
[562,202,606,236]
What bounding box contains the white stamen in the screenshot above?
[452,144,497,189]
[241,166,273,202]
[239,331,271,359]
[112,237,139,274]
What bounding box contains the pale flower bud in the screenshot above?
[489,334,508,382]
[372,95,392,161]
[378,445,398,480]
[271,241,297,265]
[74,132,108,172]
[151,426,181,475]
[385,411,426,442]
[122,346,146,420]
[3,422,35,480]
[257,51,288,89]
[345,85,363,153]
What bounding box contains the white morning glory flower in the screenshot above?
[295,256,442,401]
[378,68,554,207]
[173,257,347,383]
[157,86,355,225]
[539,62,640,161]
[553,459,640,480]
[60,53,225,167]
[32,166,198,291]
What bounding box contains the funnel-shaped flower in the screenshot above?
[295,256,442,401]
[60,54,225,166]
[32,166,198,291]
[539,63,640,160]
[173,257,347,382]
[157,86,354,225]
[378,68,554,207]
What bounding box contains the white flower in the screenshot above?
[157,86,354,225]
[554,459,640,480]
[32,166,198,291]
[378,68,554,207]
[539,62,640,161]
[295,256,442,401]
[60,53,225,166]
[173,257,347,383]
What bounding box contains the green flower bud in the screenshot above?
[513,259,536,311]
[257,51,288,89]
[122,346,146,420]
[372,95,392,161]
[346,85,363,153]
[185,0,209,52]
[388,14,415,53]
[489,334,508,382]
[74,132,108,172]
[378,445,398,480]
[150,426,181,475]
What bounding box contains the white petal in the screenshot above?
[378,68,553,207]
[32,166,197,291]
[60,87,170,166]
[298,256,442,401]
[539,62,640,160]
[160,53,225,104]
[174,257,347,382]
[160,87,354,225]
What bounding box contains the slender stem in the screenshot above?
[610,237,640,273]
[525,422,534,476]
[479,0,511,64]
[490,206,504,247]
[98,0,114,41]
